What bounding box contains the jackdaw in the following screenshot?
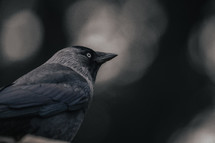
[0,46,117,142]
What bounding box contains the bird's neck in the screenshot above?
[45,53,94,95]
[70,65,94,96]
[44,61,94,96]
[68,63,94,94]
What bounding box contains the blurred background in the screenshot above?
[1,0,215,143]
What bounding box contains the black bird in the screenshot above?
[0,46,117,142]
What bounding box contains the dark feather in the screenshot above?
[0,63,91,119]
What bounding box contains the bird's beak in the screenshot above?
[95,51,117,64]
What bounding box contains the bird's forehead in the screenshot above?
[72,46,93,51]
[72,46,96,54]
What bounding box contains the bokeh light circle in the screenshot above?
[65,0,167,87]
[0,10,43,64]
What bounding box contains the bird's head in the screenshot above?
[46,46,117,83]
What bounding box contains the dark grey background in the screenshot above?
[0,0,214,143]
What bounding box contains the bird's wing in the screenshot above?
[0,83,90,118]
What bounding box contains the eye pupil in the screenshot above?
[86,53,91,58]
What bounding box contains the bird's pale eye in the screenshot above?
[86,53,92,58]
